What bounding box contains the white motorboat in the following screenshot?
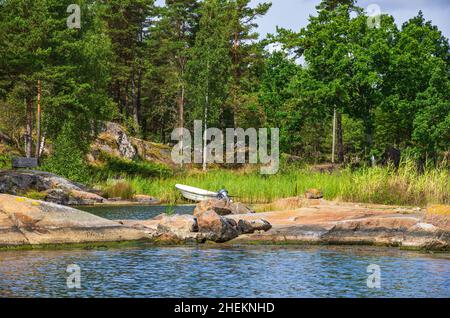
[175,184,218,202]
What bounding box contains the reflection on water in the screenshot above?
[0,246,449,298]
[78,205,195,220]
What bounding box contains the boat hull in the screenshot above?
[175,184,217,202]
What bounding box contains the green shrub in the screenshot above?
[41,123,91,184]
[0,155,11,169]
[98,153,172,179]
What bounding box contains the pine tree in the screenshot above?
[187,0,231,129]
[0,0,114,168]
[0,0,49,156]
[227,0,271,128]
[99,0,154,131]
[144,0,200,141]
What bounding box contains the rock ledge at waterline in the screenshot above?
[0,194,148,247]
[0,194,272,247]
[0,194,448,251]
[228,199,450,251]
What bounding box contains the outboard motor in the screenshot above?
[217,189,230,202]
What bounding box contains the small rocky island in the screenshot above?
[0,193,448,251]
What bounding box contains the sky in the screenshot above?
[156,0,450,39]
[250,0,450,39]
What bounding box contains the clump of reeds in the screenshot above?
[339,159,449,206]
[102,180,135,200]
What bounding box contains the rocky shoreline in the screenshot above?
[0,194,271,248]
[0,170,159,206]
[0,193,448,251]
[227,202,449,251]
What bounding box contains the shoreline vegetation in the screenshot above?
[99,161,449,207]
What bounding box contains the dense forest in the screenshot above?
[0,0,449,174]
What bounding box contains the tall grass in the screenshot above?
[340,162,449,206]
[102,180,136,200]
[100,161,449,206]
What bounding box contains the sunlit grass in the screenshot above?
[102,180,136,200]
[97,160,449,207]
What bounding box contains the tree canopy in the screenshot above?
[0,0,448,170]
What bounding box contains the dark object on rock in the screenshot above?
[236,219,272,234]
[193,199,254,216]
[304,189,323,199]
[196,210,240,242]
[217,189,230,200]
[12,157,38,169]
[381,146,401,168]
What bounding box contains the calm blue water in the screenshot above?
[0,246,449,298]
[0,206,449,298]
[78,204,194,220]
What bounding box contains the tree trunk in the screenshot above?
[332,108,336,164]
[203,95,208,171]
[135,64,142,130]
[25,98,33,158]
[116,80,122,121]
[124,81,129,120]
[130,66,137,127]
[232,31,239,128]
[178,82,185,167]
[337,111,344,163]
[203,61,210,172]
[35,80,42,160]
[39,135,46,158]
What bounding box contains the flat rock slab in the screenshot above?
[0,194,148,247]
[228,201,449,251]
